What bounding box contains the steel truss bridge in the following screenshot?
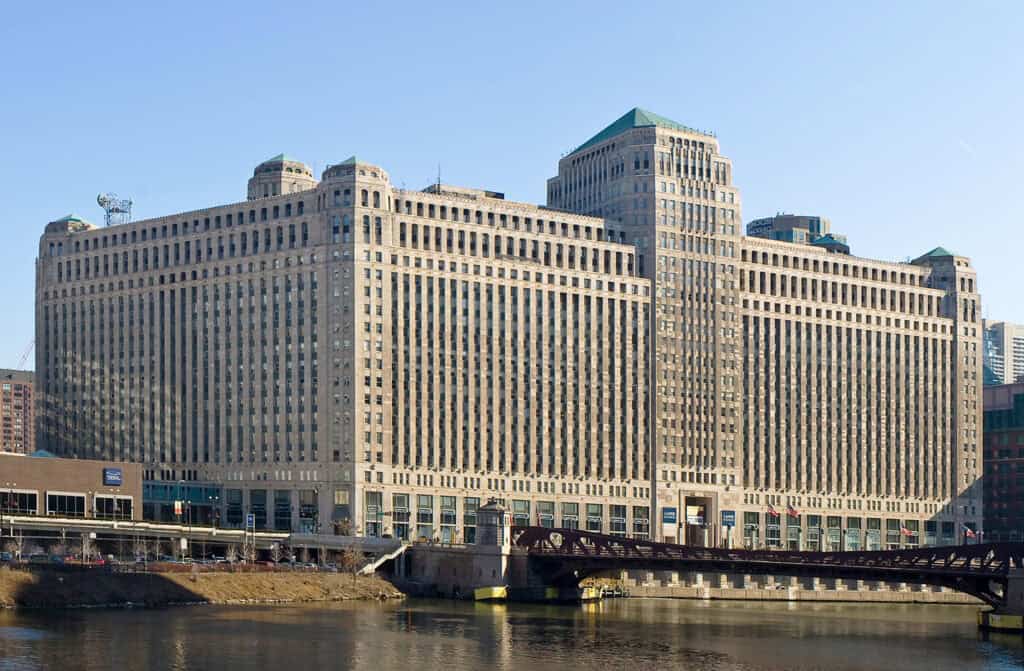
[513,526,1024,611]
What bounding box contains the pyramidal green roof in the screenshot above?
[572,108,700,154]
[921,246,955,258]
[54,213,91,224]
[261,153,302,164]
[339,155,363,165]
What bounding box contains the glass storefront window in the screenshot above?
[845,517,862,551]
[364,491,383,537]
[743,511,760,549]
[586,503,603,533]
[537,501,555,528]
[463,497,479,543]
[610,505,627,535]
[416,494,434,540]
[866,518,882,550]
[786,516,801,550]
[393,493,410,541]
[826,516,842,552]
[632,506,650,539]
[885,519,901,549]
[805,515,822,551]
[274,490,292,531]
[440,496,457,543]
[250,490,267,530]
[512,499,530,527]
[561,502,579,530]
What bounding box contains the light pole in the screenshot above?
[1,481,15,543]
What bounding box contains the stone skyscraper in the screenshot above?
[36,109,982,548]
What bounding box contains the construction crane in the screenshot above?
[15,341,33,369]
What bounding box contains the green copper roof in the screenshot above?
[921,246,955,258]
[339,156,363,165]
[54,213,92,224]
[572,108,700,154]
[261,153,303,164]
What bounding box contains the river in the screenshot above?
[1,599,1022,670]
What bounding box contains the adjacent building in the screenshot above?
[983,319,1024,385]
[746,213,849,255]
[0,451,141,521]
[983,383,1024,541]
[35,108,983,548]
[0,369,34,454]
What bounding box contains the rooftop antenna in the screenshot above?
[437,163,442,191]
[97,193,132,227]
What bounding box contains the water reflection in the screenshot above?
[0,599,1021,671]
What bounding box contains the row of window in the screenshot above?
[47,202,307,258]
[0,491,133,520]
[53,224,311,283]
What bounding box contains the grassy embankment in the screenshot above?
[0,566,403,609]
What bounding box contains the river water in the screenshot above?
[1,599,1022,671]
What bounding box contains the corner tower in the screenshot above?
[247,154,318,200]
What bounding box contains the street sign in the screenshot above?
[662,507,678,524]
[246,513,255,529]
[721,510,736,528]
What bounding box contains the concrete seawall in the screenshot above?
[612,570,979,604]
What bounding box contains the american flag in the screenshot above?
[963,524,977,539]
[767,504,780,518]
[786,504,799,518]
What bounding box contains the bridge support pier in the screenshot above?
[979,569,1024,632]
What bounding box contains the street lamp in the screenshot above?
[1,482,15,542]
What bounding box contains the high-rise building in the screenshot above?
[746,213,850,255]
[37,155,652,541]
[548,108,981,549]
[983,383,1024,540]
[0,369,34,454]
[983,319,1024,385]
[35,109,983,548]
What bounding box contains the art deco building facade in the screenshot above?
[548,109,981,549]
[36,109,982,547]
[36,155,652,541]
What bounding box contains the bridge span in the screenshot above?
[512,526,1024,616]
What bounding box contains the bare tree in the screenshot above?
[225,544,239,564]
[3,535,24,560]
[335,518,353,536]
[270,543,284,564]
[242,543,256,564]
[338,549,365,584]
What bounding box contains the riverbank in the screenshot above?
[0,566,403,609]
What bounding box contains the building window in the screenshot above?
[416,494,434,540]
[393,493,410,541]
[46,492,86,517]
[561,502,579,530]
[463,497,480,543]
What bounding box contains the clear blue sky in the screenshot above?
[2,1,1022,367]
